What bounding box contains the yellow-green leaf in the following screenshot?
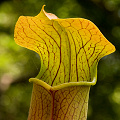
[14,5,116,120]
[14,5,115,86]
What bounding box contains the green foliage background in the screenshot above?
[0,0,120,120]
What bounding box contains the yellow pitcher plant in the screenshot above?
[14,5,115,120]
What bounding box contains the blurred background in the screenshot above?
[0,0,120,120]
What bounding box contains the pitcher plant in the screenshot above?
[14,5,115,120]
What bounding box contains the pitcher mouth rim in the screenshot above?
[29,77,96,91]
